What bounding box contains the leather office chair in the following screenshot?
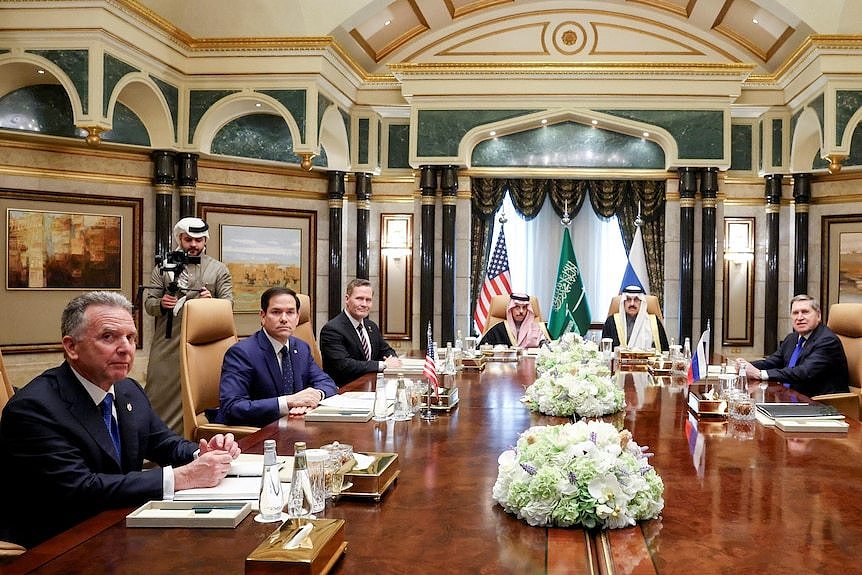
[179,298,259,441]
[0,347,15,418]
[483,294,545,336]
[813,303,862,420]
[607,294,664,321]
[293,293,322,367]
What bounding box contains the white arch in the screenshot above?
[789,107,823,172]
[319,104,351,171]
[459,109,679,170]
[0,53,85,122]
[194,91,303,154]
[838,105,862,155]
[108,73,176,148]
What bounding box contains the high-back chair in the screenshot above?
[293,293,322,367]
[813,303,862,420]
[0,347,15,418]
[179,298,259,441]
[607,294,664,321]
[483,294,545,336]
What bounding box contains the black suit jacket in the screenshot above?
[0,363,198,547]
[319,311,397,386]
[752,323,849,396]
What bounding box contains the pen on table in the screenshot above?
[192,504,246,513]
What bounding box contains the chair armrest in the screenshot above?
[811,392,860,421]
[194,423,260,442]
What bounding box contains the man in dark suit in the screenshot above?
[319,278,402,386]
[0,291,240,548]
[737,294,849,397]
[218,287,336,426]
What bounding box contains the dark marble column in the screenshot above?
[328,171,346,320]
[419,166,438,351]
[764,174,783,354]
[699,167,718,360]
[151,150,176,258]
[176,152,198,219]
[440,166,458,345]
[355,173,372,280]
[678,167,698,345]
[792,173,811,297]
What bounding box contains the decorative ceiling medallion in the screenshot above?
[552,21,587,55]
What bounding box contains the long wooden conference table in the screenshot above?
[5,360,862,574]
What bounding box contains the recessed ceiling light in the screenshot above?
[541,119,547,125]
[591,120,598,125]
[36,69,45,74]
[642,131,650,138]
[489,130,496,136]
[384,19,391,26]
[752,18,759,24]
[255,103,261,107]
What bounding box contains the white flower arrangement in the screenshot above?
[523,362,623,418]
[535,332,602,376]
[492,421,664,529]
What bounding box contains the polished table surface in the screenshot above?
[6,361,862,574]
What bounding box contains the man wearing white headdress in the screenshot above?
[144,217,233,433]
[480,293,550,348]
[601,285,668,352]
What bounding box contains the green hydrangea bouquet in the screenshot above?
[522,362,624,418]
[534,332,602,375]
[492,421,664,528]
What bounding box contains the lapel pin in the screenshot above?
[127,403,132,412]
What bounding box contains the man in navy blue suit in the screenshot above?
[0,291,240,548]
[737,294,849,397]
[218,287,336,426]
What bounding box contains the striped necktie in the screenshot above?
[100,393,121,461]
[358,323,371,361]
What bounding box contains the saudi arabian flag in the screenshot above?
[548,229,591,338]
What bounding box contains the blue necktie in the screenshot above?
[787,336,806,368]
[101,394,121,461]
[280,346,294,395]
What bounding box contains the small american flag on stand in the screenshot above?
[423,322,438,389]
[473,227,512,333]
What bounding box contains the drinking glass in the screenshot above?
[463,336,478,357]
[304,449,328,513]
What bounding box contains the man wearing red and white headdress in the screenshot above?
[479,293,550,348]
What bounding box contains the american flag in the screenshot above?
[423,322,438,388]
[473,227,512,333]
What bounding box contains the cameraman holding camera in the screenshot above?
[145,217,233,434]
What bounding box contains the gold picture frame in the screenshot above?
[821,214,862,314]
[198,203,316,337]
[1,189,142,352]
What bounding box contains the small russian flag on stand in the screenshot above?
[688,323,710,382]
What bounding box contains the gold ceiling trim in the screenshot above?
[438,22,550,57]
[463,166,671,179]
[588,22,706,57]
[401,7,742,66]
[390,60,754,77]
[351,0,430,63]
[629,0,695,19]
[444,0,513,20]
[746,35,862,84]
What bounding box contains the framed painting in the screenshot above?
[198,203,316,336]
[821,214,862,314]
[1,189,142,352]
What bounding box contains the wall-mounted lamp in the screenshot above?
[380,214,413,340]
[381,215,412,256]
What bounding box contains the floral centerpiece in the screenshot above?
[534,332,602,375]
[492,421,664,528]
[523,362,623,418]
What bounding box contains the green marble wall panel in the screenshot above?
[340,108,351,151]
[258,89,306,142]
[812,150,829,170]
[318,93,332,132]
[358,118,369,164]
[151,75,179,141]
[377,120,382,169]
[771,118,783,167]
[844,122,862,167]
[791,109,801,141]
[810,94,825,137]
[758,120,763,172]
[599,109,724,160]
[836,90,862,147]
[471,121,664,168]
[0,84,78,137]
[211,113,297,163]
[102,101,149,146]
[416,109,538,157]
[730,124,752,171]
[103,54,138,116]
[388,124,410,169]
[28,49,89,114]
[188,89,238,144]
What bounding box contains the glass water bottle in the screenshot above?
[258,439,283,522]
